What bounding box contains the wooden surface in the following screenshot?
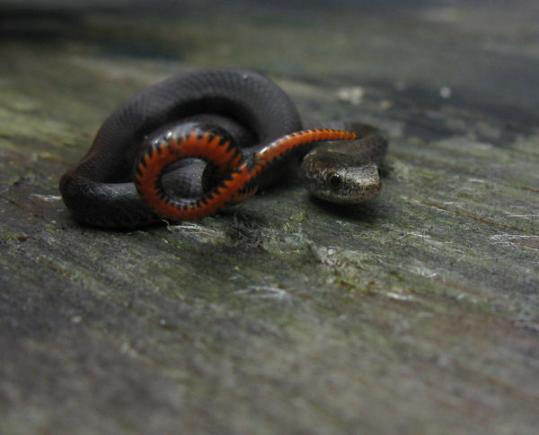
[1,1,538,434]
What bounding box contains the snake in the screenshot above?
[59,69,387,228]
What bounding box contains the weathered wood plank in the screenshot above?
[1,2,538,434]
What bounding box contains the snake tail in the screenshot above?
[135,128,357,221]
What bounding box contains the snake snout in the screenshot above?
[345,163,382,203]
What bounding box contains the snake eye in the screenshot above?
[328,173,342,190]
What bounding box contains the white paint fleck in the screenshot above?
[468,142,494,151]
[404,232,431,239]
[489,233,539,245]
[384,291,416,302]
[119,342,137,357]
[167,222,224,238]
[440,86,452,99]
[30,193,61,202]
[235,285,291,301]
[412,266,438,278]
[337,86,365,105]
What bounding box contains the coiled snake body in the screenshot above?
[59,69,386,228]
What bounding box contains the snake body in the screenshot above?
[59,69,386,228]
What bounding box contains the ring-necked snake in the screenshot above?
[59,69,387,228]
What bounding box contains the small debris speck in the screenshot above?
[337,86,365,105]
[440,86,452,99]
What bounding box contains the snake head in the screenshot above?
[302,158,382,204]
